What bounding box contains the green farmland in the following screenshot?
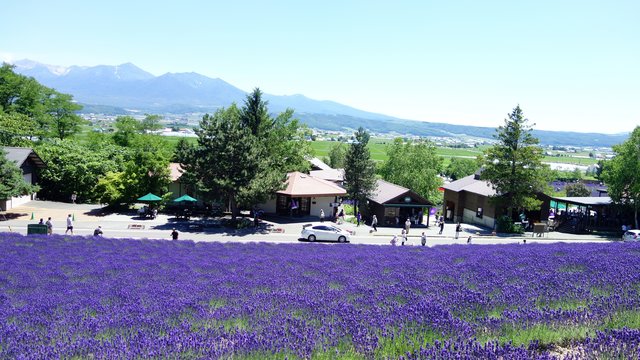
[309,140,598,166]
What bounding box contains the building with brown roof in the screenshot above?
[367,179,434,226]
[442,173,497,227]
[259,171,347,217]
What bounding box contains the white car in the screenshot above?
[301,223,350,243]
[623,229,640,241]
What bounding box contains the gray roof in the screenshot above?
[1,147,46,168]
[442,174,496,197]
[550,196,612,206]
[308,157,332,171]
[369,179,432,205]
[309,168,344,182]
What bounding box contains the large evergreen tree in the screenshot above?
[343,127,377,215]
[603,126,640,228]
[185,88,310,219]
[480,105,548,217]
[379,138,442,203]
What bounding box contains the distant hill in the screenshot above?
[11,59,629,147]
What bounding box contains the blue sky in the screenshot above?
[2,1,638,134]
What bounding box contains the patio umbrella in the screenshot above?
[137,193,162,202]
[174,194,197,203]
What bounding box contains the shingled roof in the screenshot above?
[442,174,496,197]
[1,147,46,168]
[369,179,432,206]
[277,172,347,197]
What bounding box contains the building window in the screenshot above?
[476,207,483,218]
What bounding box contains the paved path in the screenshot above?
[0,200,618,246]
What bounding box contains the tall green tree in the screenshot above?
[0,112,40,146]
[343,127,377,215]
[379,138,443,203]
[1,63,84,140]
[93,135,172,206]
[480,105,548,218]
[112,116,142,147]
[0,148,37,201]
[194,105,260,218]
[444,157,479,181]
[326,142,346,169]
[603,126,640,228]
[140,114,164,132]
[565,182,591,197]
[36,140,126,203]
[43,90,84,139]
[185,88,310,219]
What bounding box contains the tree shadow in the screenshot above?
[0,212,28,221]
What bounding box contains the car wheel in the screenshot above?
[308,235,316,242]
[338,236,346,243]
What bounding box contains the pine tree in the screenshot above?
[604,126,640,228]
[480,106,548,218]
[343,127,377,215]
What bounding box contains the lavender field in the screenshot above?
[1,233,639,359]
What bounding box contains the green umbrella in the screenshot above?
[174,194,197,203]
[137,193,162,202]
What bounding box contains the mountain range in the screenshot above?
[11,59,629,147]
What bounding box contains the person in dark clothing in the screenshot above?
[171,228,179,240]
[93,226,103,237]
[439,220,445,235]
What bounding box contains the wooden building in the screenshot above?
[442,173,497,227]
[260,171,347,217]
[367,179,433,226]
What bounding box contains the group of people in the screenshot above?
[38,214,105,237]
[389,218,466,246]
[37,214,76,235]
[390,231,429,246]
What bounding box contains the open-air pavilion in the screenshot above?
[545,196,613,232]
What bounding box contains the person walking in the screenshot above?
[38,218,44,225]
[356,211,361,227]
[421,232,427,246]
[93,226,103,237]
[320,209,325,223]
[65,214,73,235]
[171,228,179,240]
[338,208,345,224]
[401,229,407,246]
[438,219,444,235]
[405,218,411,234]
[390,235,398,246]
[371,214,378,232]
[45,217,53,235]
[455,222,462,239]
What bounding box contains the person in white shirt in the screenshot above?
[65,214,73,234]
